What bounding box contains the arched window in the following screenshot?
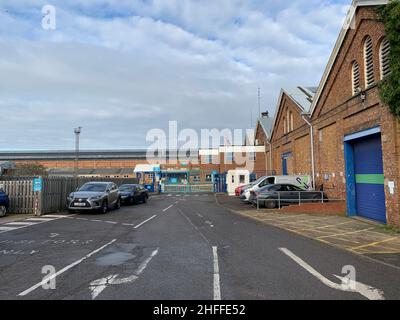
[352,61,360,95]
[364,36,375,87]
[290,111,293,131]
[380,38,391,79]
[283,117,286,134]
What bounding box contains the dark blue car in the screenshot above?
[0,189,9,217]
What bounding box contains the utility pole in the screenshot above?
[74,127,82,180]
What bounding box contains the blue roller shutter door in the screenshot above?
[353,134,386,223]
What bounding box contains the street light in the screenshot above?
[74,127,82,179]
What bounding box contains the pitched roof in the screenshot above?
[269,86,317,140]
[257,116,274,139]
[309,0,388,116]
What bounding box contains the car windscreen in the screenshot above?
[119,186,135,192]
[79,184,107,192]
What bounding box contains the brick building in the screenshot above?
[267,87,317,182]
[256,0,399,226]
[309,0,398,225]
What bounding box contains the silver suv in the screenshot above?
[67,182,121,214]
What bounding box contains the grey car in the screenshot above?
[251,184,328,209]
[67,182,121,214]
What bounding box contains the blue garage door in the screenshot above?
[353,134,386,223]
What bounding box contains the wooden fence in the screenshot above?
[0,177,138,215]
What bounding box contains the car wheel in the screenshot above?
[0,206,7,217]
[100,200,108,214]
[130,197,135,205]
[114,198,121,210]
[265,199,276,209]
[142,195,148,204]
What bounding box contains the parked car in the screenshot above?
[241,175,312,203]
[0,189,9,217]
[66,182,121,214]
[251,184,327,209]
[235,184,248,197]
[119,184,149,205]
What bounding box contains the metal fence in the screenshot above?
[254,191,343,210]
[163,184,214,193]
[0,176,138,215]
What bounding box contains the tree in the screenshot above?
[378,0,400,117]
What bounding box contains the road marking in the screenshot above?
[18,239,117,297]
[134,215,157,229]
[163,204,174,212]
[0,214,76,234]
[89,248,159,299]
[279,248,384,300]
[0,226,17,231]
[5,222,37,226]
[316,227,375,239]
[122,223,135,226]
[26,218,54,222]
[105,221,118,225]
[212,246,221,300]
[43,215,68,218]
[351,236,399,251]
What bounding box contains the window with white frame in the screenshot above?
[380,37,391,79]
[352,61,360,95]
[364,36,375,87]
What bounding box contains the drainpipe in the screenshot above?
[265,140,272,175]
[301,114,315,189]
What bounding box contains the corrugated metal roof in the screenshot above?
[258,116,273,138]
[283,86,316,112]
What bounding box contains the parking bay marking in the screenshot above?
[18,239,117,297]
[279,247,384,300]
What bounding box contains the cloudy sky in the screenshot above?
[0,0,351,150]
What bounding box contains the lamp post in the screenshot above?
[74,127,82,179]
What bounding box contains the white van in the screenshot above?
[241,175,312,202]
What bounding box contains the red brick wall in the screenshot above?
[311,6,400,226]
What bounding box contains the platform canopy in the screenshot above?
[134,164,161,173]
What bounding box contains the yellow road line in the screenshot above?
[316,227,374,239]
[296,221,354,232]
[350,236,400,251]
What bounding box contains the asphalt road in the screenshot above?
[0,193,400,300]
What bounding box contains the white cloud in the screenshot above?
[0,0,347,150]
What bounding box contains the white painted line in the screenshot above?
[105,221,118,224]
[122,223,135,226]
[0,226,18,231]
[0,214,76,234]
[25,218,53,222]
[76,218,89,221]
[5,222,37,226]
[18,239,117,297]
[212,246,221,300]
[91,220,103,223]
[43,215,68,218]
[279,248,384,300]
[134,215,157,229]
[89,248,159,299]
[163,204,174,212]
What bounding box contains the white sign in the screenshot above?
[388,181,395,195]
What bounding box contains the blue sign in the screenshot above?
[33,178,43,192]
[153,167,161,172]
